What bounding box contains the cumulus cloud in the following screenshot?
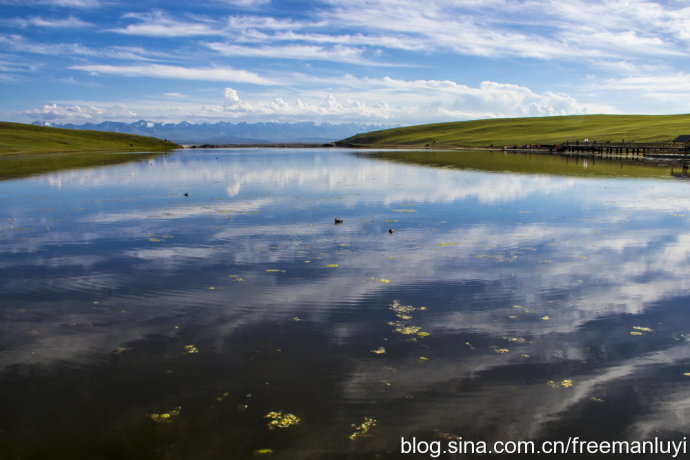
[212,76,606,123]
[23,75,609,124]
[25,103,136,121]
[223,87,240,105]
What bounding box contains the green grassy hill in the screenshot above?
[340,114,690,147]
[0,121,179,155]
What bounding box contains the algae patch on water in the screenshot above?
[265,411,301,429]
[387,300,430,339]
[183,344,199,354]
[348,417,377,440]
[150,406,181,424]
[547,379,574,389]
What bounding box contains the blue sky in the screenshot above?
[2,0,690,125]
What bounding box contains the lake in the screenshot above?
[1,148,689,459]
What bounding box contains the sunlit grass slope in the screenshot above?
[0,121,179,155]
[340,114,690,147]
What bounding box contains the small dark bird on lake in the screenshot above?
[388,229,395,234]
[334,218,344,224]
[184,193,189,197]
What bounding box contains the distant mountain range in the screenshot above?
[32,120,394,144]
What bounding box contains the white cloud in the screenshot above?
[15,15,92,28]
[220,0,270,8]
[113,11,220,37]
[0,34,165,60]
[600,73,690,92]
[223,87,240,104]
[23,75,611,124]
[313,0,689,61]
[214,76,606,122]
[37,0,102,7]
[204,42,389,66]
[70,63,276,85]
[225,15,311,32]
[24,103,135,121]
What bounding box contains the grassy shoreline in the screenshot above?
[0,151,167,181]
[0,121,180,180]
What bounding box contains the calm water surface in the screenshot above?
[1,148,689,459]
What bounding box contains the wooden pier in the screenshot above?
[503,141,690,158]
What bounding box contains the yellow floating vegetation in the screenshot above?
[150,407,181,424]
[436,242,460,247]
[370,347,386,355]
[547,379,574,389]
[495,348,510,354]
[388,300,429,339]
[183,344,199,354]
[324,264,339,268]
[418,356,429,361]
[632,326,654,332]
[215,392,230,402]
[397,325,421,335]
[630,331,644,336]
[265,411,301,429]
[265,269,284,273]
[348,417,377,440]
[541,315,550,320]
[253,448,274,456]
[390,300,416,314]
[683,372,690,377]
[377,278,392,284]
